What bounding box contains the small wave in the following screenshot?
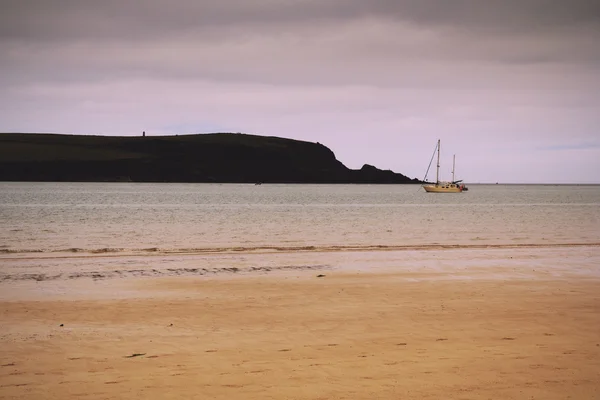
[0,248,44,254]
[89,248,125,254]
[1,247,124,255]
[142,247,159,252]
[64,248,84,253]
[1,242,599,257]
[0,264,330,282]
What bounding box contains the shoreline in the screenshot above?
[2,260,599,399]
[1,245,599,290]
[2,240,600,257]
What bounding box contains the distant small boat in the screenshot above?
[422,140,467,193]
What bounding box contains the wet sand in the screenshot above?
[1,262,600,399]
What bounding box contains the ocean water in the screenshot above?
[1,182,599,288]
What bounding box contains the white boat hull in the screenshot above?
[423,184,463,193]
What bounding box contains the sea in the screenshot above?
[1,182,599,297]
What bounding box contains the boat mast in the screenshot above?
[435,139,440,183]
[452,154,456,183]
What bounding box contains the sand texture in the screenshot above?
[1,268,600,399]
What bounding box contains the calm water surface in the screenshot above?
[1,183,599,289]
[1,182,599,254]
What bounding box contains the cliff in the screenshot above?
[0,133,420,184]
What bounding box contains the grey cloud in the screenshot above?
[2,0,600,42]
[2,0,599,88]
[2,13,599,90]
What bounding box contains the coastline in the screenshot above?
[1,247,599,399]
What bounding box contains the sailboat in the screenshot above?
[423,139,467,193]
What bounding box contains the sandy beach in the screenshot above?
[1,250,599,400]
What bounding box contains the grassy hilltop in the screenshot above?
[0,132,419,183]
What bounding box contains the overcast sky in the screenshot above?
[1,0,599,183]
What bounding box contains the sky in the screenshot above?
[1,0,599,183]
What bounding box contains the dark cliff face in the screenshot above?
[0,133,419,183]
